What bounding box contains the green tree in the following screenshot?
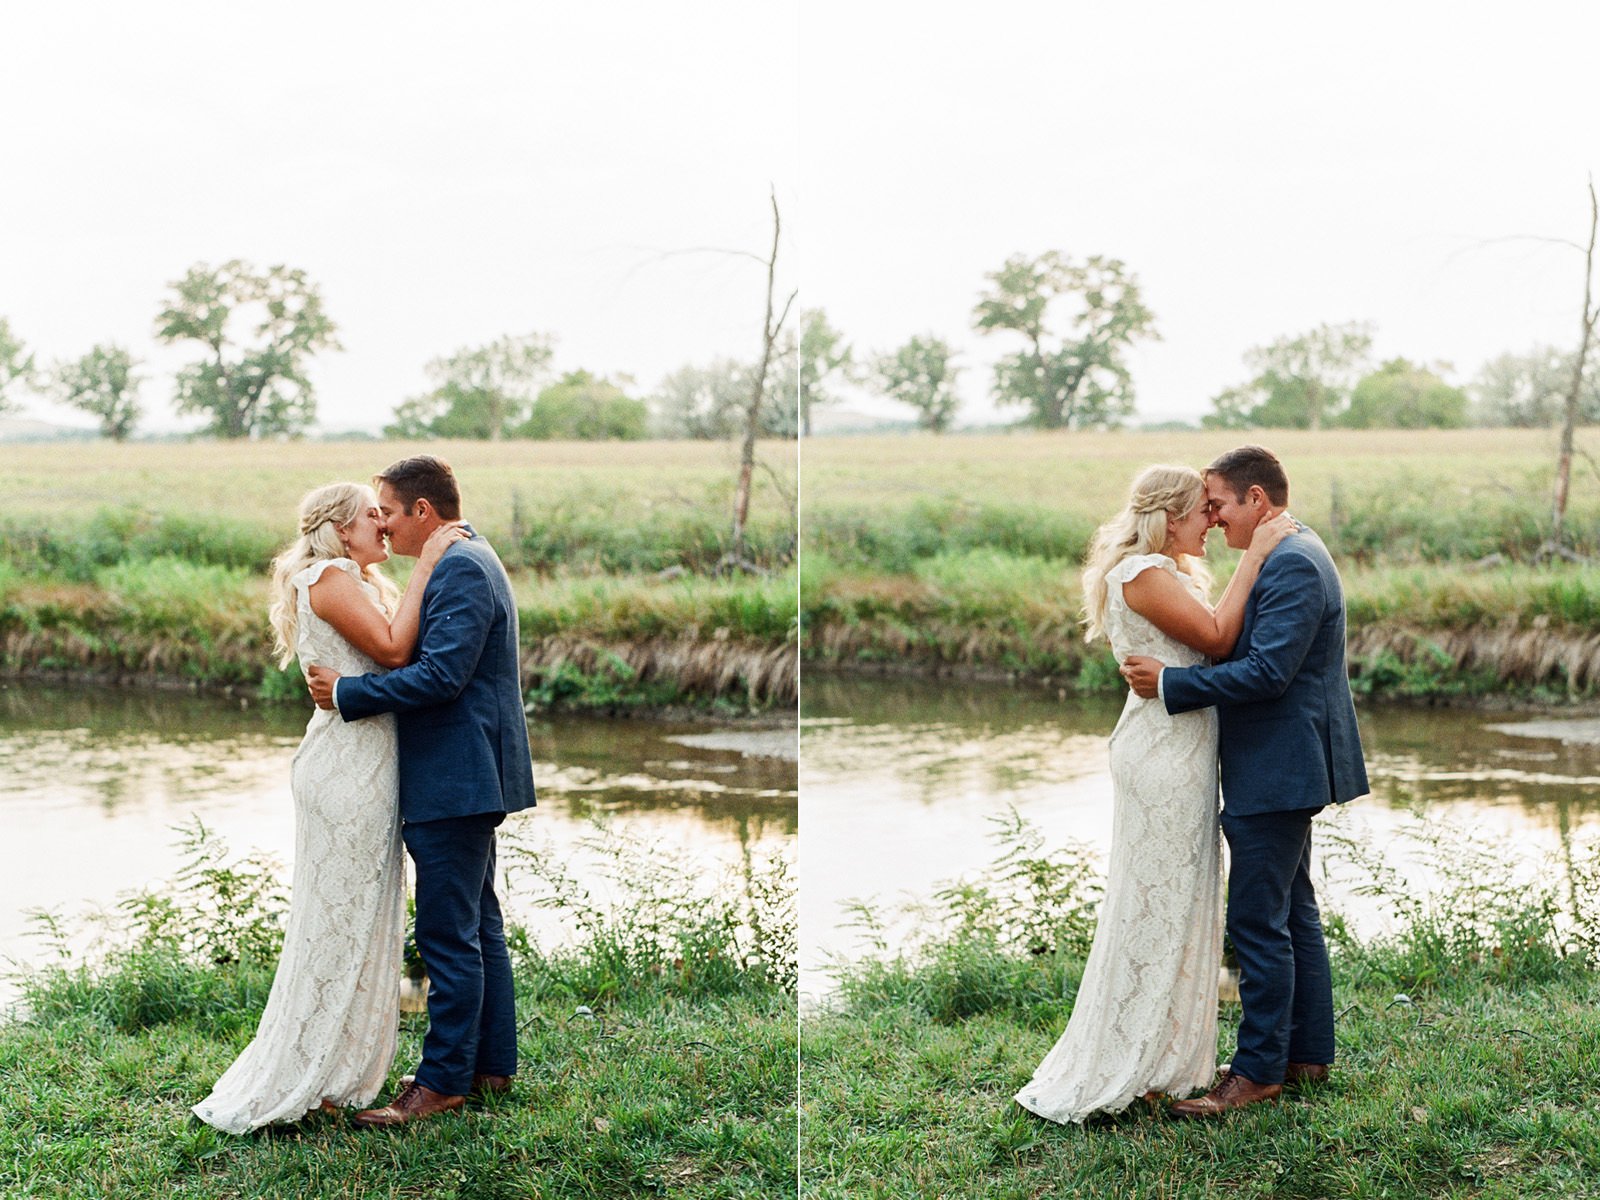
[972,251,1157,429]
[53,344,143,440]
[1203,321,1374,430]
[0,317,36,416]
[1469,346,1600,426]
[798,308,852,436]
[875,334,962,432]
[1339,358,1467,429]
[519,370,648,440]
[385,333,554,440]
[155,260,340,438]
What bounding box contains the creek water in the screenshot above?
[801,673,1600,1001]
[0,683,796,1009]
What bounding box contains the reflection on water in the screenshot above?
[801,673,1600,999]
[0,683,796,1005]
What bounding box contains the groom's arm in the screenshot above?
[332,553,494,720]
[1160,552,1324,715]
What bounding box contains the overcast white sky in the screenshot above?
[2,2,797,433]
[5,3,1596,435]
[803,0,1600,426]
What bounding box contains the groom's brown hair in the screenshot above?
[376,455,462,520]
[1206,445,1288,507]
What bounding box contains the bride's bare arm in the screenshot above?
[307,524,468,668]
[1119,514,1297,658]
[1205,514,1298,653]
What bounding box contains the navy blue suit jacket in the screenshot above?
[1161,529,1368,816]
[336,530,537,824]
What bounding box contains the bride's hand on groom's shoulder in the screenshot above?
[1250,513,1298,556]
[417,522,470,570]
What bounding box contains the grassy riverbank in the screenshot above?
[800,817,1600,1199]
[5,440,798,712]
[802,429,1600,702]
[1,822,797,1200]
[804,553,1600,701]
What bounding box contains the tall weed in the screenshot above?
[1322,817,1596,991]
[501,820,797,1000]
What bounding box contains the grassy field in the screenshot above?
[14,438,796,561]
[802,428,1600,701]
[803,427,1598,566]
[800,815,1600,1199]
[11,438,797,575]
[4,439,799,710]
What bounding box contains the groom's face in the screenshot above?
[376,482,430,558]
[1205,475,1261,551]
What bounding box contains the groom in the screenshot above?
[1122,445,1368,1117]
[307,454,536,1128]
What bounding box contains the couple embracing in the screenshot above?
[1016,445,1370,1123]
[193,455,536,1134]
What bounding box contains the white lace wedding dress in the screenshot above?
[1014,553,1224,1123]
[193,557,406,1134]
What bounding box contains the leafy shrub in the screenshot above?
[831,809,1103,1023]
[18,817,287,1031]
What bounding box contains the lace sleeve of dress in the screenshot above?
[290,556,361,598]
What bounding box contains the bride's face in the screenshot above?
[1166,500,1210,558]
[339,503,390,568]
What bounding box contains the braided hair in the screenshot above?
[1080,464,1212,643]
[267,482,401,668]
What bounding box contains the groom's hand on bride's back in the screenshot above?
[1121,655,1164,699]
[307,664,341,710]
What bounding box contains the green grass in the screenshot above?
[1,819,797,1200]
[800,813,1600,1199]
[803,975,1600,1199]
[3,973,795,1200]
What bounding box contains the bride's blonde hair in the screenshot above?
[267,482,400,668]
[1080,464,1213,643]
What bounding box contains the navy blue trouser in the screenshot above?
[1220,806,1335,1084]
[402,812,518,1096]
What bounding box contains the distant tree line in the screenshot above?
[1200,319,1600,431]
[8,249,1591,440]
[803,249,1598,433]
[0,259,800,443]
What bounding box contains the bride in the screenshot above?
[1014,464,1292,1124]
[193,481,464,1134]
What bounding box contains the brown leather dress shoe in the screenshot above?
[352,1081,466,1129]
[1168,1070,1283,1118]
[1285,1062,1329,1087]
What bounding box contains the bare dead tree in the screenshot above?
[723,189,797,573]
[1549,177,1600,556]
